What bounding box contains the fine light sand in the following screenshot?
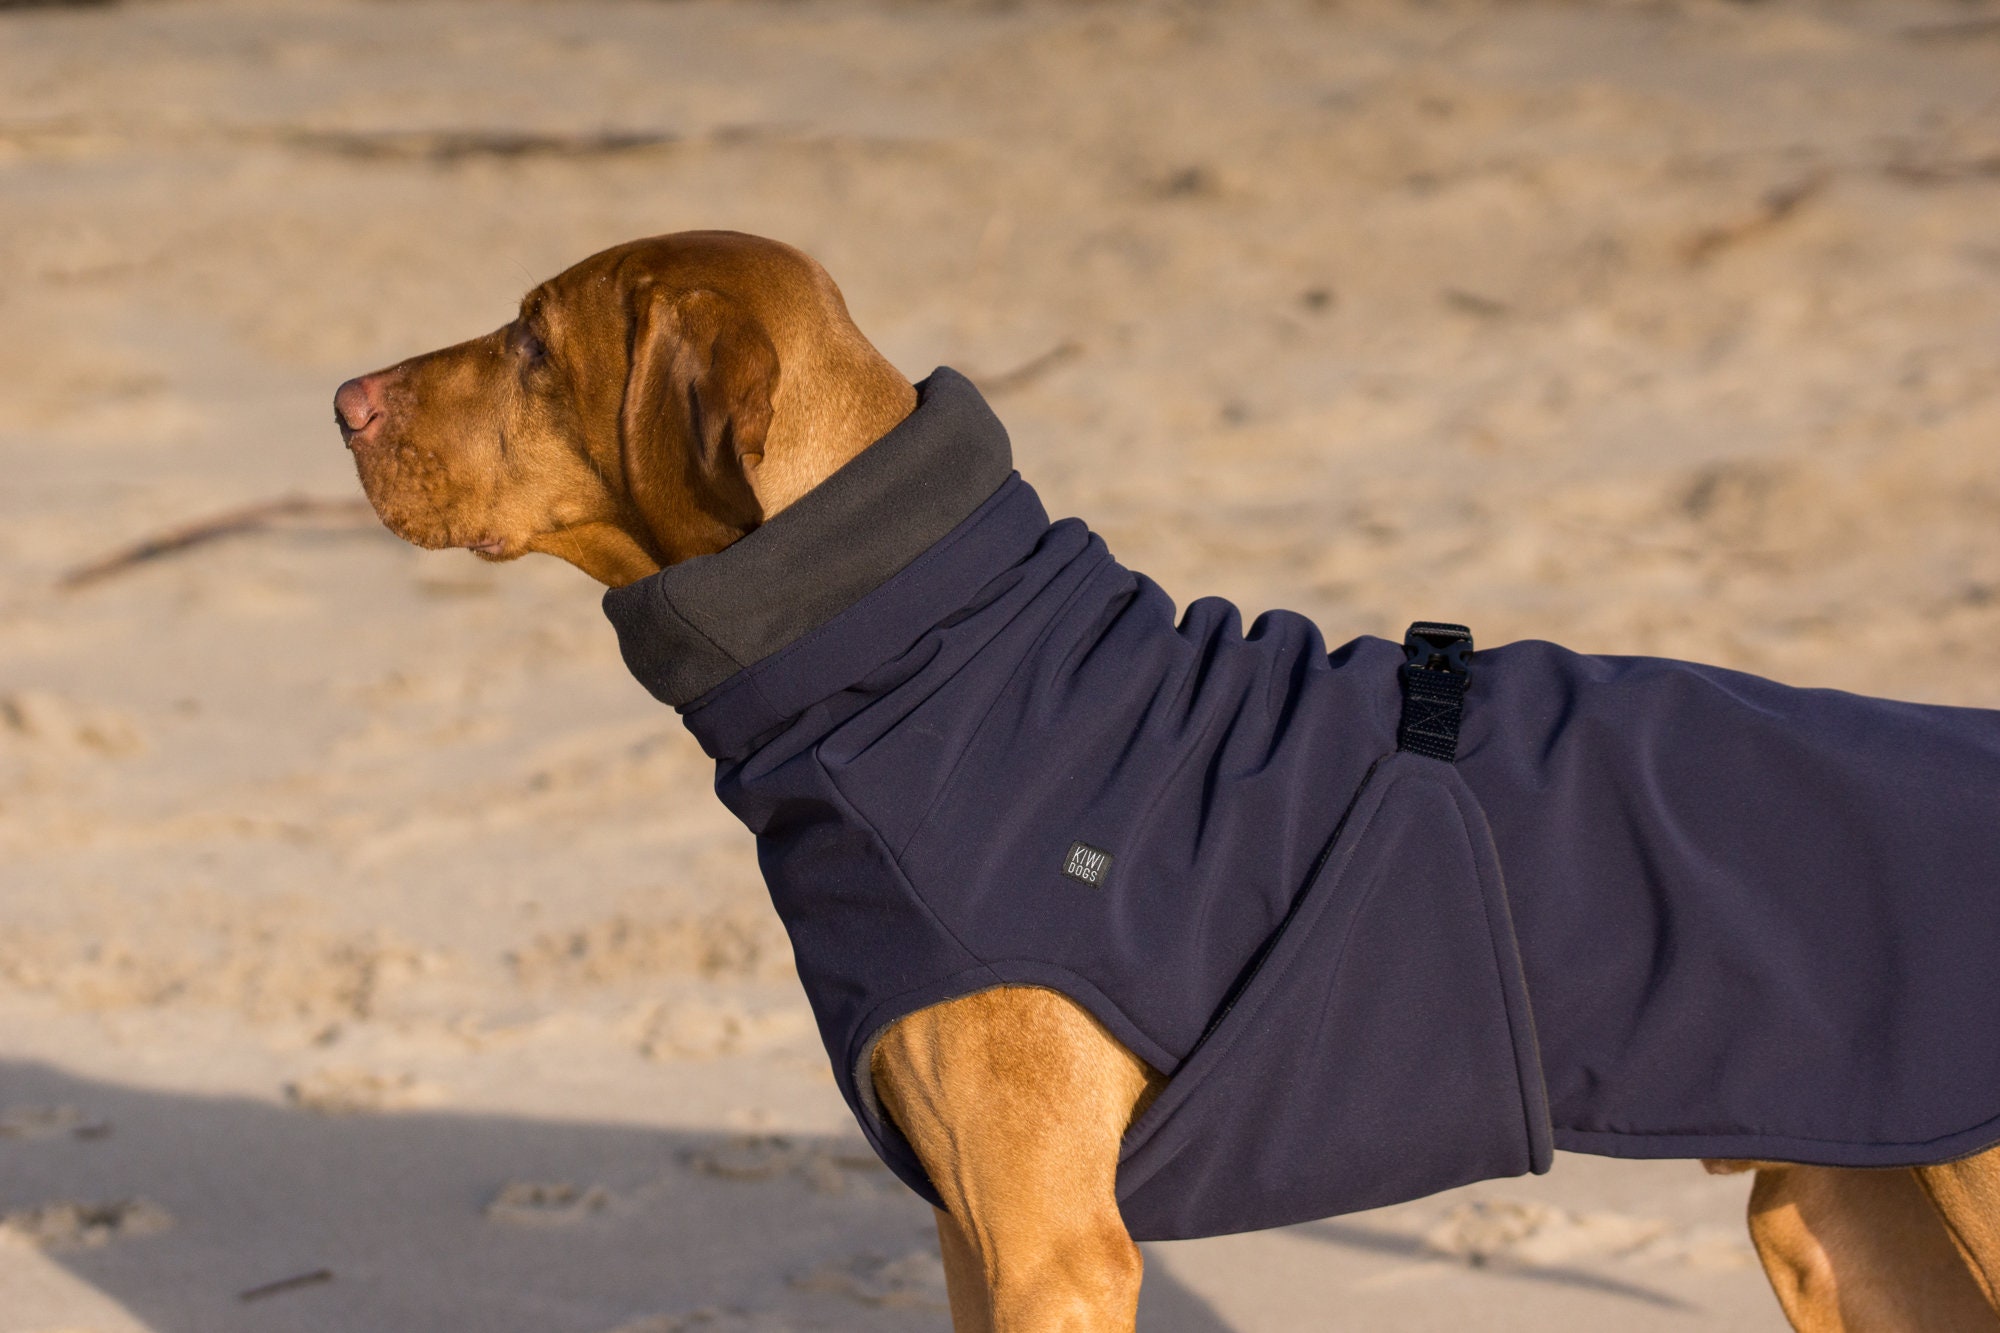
[2,1,1997,1329]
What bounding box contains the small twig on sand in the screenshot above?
[1679,173,1828,265]
[238,1268,334,1302]
[276,127,680,165]
[974,340,1084,396]
[1884,152,2000,186]
[1442,288,1511,319]
[59,495,378,591]
[1901,17,2000,43]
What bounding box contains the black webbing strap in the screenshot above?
[1398,621,1474,762]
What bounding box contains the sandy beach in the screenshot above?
[2,1,1997,1328]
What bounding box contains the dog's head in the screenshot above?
[334,230,912,586]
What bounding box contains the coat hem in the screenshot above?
[1553,1119,2000,1168]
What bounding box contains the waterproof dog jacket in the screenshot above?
[604,368,2000,1242]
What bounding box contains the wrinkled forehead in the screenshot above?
[515,266,607,343]
[513,249,666,350]
[521,233,833,335]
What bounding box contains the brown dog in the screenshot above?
[336,229,2000,1332]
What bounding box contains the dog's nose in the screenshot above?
[334,376,383,445]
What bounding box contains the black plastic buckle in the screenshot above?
[1397,622,1473,762]
[1403,622,1474,676]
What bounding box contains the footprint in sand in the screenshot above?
[0,1199,171,1251]
[683,1135,890,1195]
[637,1000,813,1061]
[283,1067,442,1115]
[509,912,783,988]
[599,1310,795,1333]
[0,1104,111,1140]
[683,1134,805,1181]
[0,691,142,757]
[483,1180,612,1226]
[1424,1198,1755,1271]
[790,1249,950,1310]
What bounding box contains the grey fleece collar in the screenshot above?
[601,367,1015,708]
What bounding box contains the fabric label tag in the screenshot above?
[1063,841,1113,887]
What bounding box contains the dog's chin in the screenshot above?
[361,503,448,552]
[356,493,499,557]
[352,477,510,559]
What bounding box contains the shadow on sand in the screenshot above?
[0,1059,1235,1332]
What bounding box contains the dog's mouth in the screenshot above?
[464,538,507,558]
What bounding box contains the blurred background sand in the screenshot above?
[1,1,1996,1328]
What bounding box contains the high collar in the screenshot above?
[602,367,1015,709]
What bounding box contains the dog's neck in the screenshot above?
[599,365,1012,708]
[749,345,917,521]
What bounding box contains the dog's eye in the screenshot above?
[514,326,547,365]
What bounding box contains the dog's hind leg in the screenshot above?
[1743,1163,2000,1331]
[871,985,1163,1332]
[1916,1145,2000,1316]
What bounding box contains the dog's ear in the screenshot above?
[619,286,777,563]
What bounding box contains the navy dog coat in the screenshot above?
[604,368,2000,1242]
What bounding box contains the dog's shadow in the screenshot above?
[0,1059,1233,1332]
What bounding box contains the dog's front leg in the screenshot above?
[872,986,1162,1332]
[932,1204,999,1333]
